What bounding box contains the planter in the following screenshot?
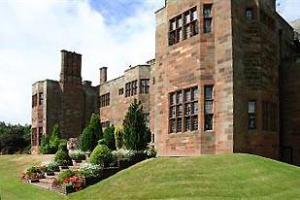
[46,172,55,176]
[28,179,39,183]
[59,166,69,171]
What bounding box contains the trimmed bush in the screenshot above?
[54,149,72,166]
[90,144,113,167]
[103,125,115,150]
[145,147,157,158]
[69,150,86,161]
[79,163,103,179]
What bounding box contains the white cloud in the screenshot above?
[0,0,163,124]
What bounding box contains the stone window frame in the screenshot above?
[140,79,150,94]
[248,100,257,130]
[168,6,199,46]
[204,85,214,131]
[100,93,110,108]
[203,4,213,33]
[169,86,199,134]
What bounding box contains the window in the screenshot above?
[169,86,198,133]
[248,101,256,130]
[169,7,199,46]
[32,128,37,146]
[101,121,110,128]
[245,8,254,20]
[38,92,44,105]
[125,80,138,97]
[203,4,212,33]
[140,79,150,94]
[144,113,150,128]
[38,127,43,145]
[100,93,110,108]
[204,85,214,131]
[32,94,37,108]
[119,88,124,95]
[262,101,276,131]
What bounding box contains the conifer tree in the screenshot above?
[123,99,151,150]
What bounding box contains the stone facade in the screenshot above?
[99,64,151,129]
[31,1,300,166]
[31,50,98,154]
[151,0,300,162]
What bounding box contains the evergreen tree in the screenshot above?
[80,114,103,152]
[114,127,124,149]
[123,99,151,150]
[103,124,116,150]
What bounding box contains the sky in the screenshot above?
[0,0,299,125]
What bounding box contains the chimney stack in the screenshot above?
[99,67,107,85]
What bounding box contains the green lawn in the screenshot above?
[1,154,300,200]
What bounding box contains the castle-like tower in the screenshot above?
[31,50,98,154]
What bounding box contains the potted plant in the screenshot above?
[69,150,86,165]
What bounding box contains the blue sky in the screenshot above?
[0,0,299,125]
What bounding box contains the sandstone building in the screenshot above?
[32,0,300,166]
[150,0,300,165]
[31,50,98,153]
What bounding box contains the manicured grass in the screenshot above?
[1,154,300,199]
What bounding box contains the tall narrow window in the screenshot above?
[203,4,213,33]
[169,86,198,133]
[248,101,256,129]
[204,85,214,131]
[32,94,37,108]
[39,92,44,105]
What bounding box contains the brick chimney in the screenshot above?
[99,67,107,85]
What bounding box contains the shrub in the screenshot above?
[112,148,130,160]
[69,150,86,161]
[127,150,147,163]
[46,162,59,172]
[79,163,103,179]
[103,125,116,150]
[114,127,123,149]
[39,124,63,154]
[58,169,75,184]
[54,149,72,166]
[80,114,103,152]
[145,147,157,158]
[90,144,113,167]
[123,99,151,150]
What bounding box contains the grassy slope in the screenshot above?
[1,154,300,200]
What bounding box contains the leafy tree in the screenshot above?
[114,127,124,149]
[123,99,151,150]
[80,114,103,152]
[103,125,115,150]
[0,122,31,154]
